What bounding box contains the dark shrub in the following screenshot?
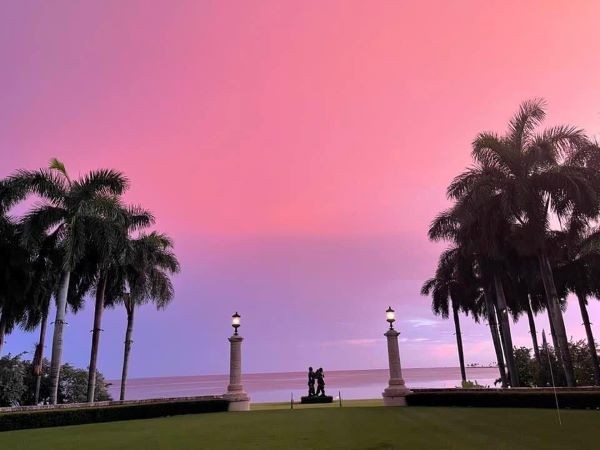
[0,398,229,432]
[407,388,600,409]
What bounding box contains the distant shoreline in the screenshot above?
[108,366,497,383]
[106,367,501,402]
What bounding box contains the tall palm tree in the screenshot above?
[9,158,128,403]
[509,255,546,368]
[551,216,600,385]
[446,99,600,386]
[0,221,31,355]
[12,220,71,405]
[421,247,478,382]
[105,232,179,401]
[85,205,154,402]
[430,193,520,386]
[0,179,31,355]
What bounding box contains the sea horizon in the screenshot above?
[108,366,500,403]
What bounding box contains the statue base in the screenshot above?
[301,395,333,404]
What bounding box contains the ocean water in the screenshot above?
[108,367,500,403]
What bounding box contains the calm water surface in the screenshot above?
[109,367,500,403]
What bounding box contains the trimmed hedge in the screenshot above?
[407,388,600,409]
[0,398,229,432]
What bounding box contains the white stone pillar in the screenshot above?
[382,328,410,406]
[224,334,250,411]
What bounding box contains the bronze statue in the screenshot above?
[307,367,316,396]
[301,366,332,404]
[315,367,325,396]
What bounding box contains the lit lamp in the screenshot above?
[225,311,250,411]
[382,306,410,406]
[232,312,241,335]
[386,306,395,329]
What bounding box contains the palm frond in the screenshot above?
[125,205,155,232]
[471,132,513,175]
[0,178,29,214]
[428,209,460,242]
[20,204,66,246]
[529,125,586,162]
[507,98,546,149]
[7,169,68,204]
[70,169,129,201]
[49,158,71,184]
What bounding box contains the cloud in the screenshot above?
[320,338,381,348]
[399,337,430,343]
[404,318,440,328]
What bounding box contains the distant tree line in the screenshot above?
[422,99,600,387]
[0,159,180,404]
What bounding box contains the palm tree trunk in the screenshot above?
[0,312,5,356]
[484,286,508,387]
[120,304,135,401]
[49,270,71,404]
[33,308,49,404]
[576,291,600,385]
[537,252,576,387]
[87,274,107,402]
[452,302,467,382]
[493,274,520,387]
[547,307,559,351]
[526,300,541,366]
[495,305,511,382]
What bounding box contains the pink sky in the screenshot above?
[2,0,600,379]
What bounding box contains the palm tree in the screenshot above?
[551,216,600,385]
[9,158,128,403]
[446,99,600,386]
[105,232,179,401]
[85,205,154,402]
[0,222,32,356]
[13,222,69,404]
[429,193,520,386]
[510,255,546,368]
[421,247,478,382]
[0,179,31,355]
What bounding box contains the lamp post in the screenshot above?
[225,312,250,411]
[382,306,410,406]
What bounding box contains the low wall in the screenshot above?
[0,396,229,432]
[407,387,600,409]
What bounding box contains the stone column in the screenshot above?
[382,328,410,406]
[224,334,250,411]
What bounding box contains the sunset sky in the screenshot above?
[2,0,600,380]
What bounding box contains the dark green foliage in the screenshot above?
[0,355,27,407]
[0,355,111,406]
[58,364,112,404]
[513,340,598,387]
[513,347,538,387]
[0,398,229,432]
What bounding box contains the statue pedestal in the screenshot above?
[300,395,333,404]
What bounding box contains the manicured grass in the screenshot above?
[1,405,598,449]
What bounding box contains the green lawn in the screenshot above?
[1,404,598,449]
